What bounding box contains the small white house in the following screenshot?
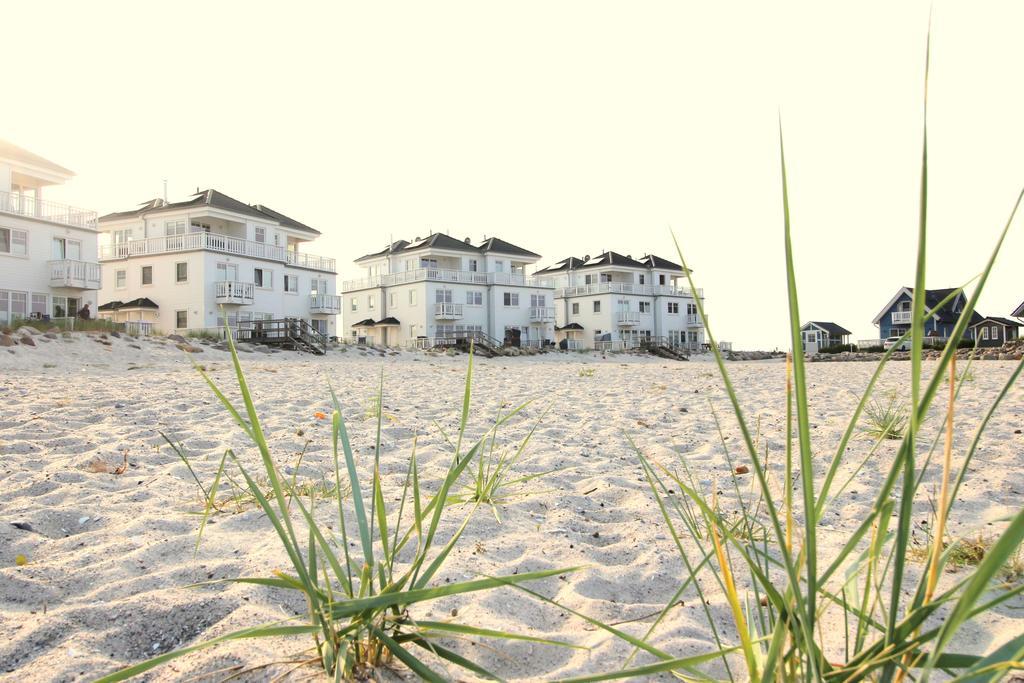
[97,189,339,337]
[341,233,555,348]
[534,252,705,351]
[0,139,100,327]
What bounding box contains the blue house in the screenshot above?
[872,287,981,343]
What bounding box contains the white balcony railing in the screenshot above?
[99,232,336,273]
[529,306,555,322]
[1,190,98,230]
[564,339,583,350]
[310,293,342,314]
[214,280,255,304]
[49,259,101,289]
[556,283,702,298]
[434,302,464,319]
[616,310,641,326]
[687,314,702,326]
[342,268,552,292]
[891,310,912,324]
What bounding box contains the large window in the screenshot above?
[667,302,679,314]
[255,225,266,243]
[254,268,272,288]
[503,292,519,307]
[176,262,188,283]
[52,237,81,260]
[141,266,153,285]
[639,301,651,313]
[310,278,328,295]
[284,275,298,293]
[216,262,238,282]
[593,300,601,313]
[0,227,28,256]
[31,294,47,316]
[466,291,482,305]
[530,294,546,307]
[175,310,188,329]
[165,220,187,236]
[115,270,127,288]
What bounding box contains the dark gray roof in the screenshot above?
[477,237,540,258]
[250,204,320,235]
[0,138,74,177]
[1012,301,1024,318]
[805,321,852,336]
[352,318,376,327]
[101,189,279,224]
[375,317,401,326]
[579,251,648,269]
[403,233,481,254]
[99,297,158,311]
[534,257,586,275]
[639,254,684,271]
[971,316,1021,328]
[555,323,584,331]
[355,240,411,263]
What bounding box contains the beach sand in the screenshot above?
[1,332,1022,681]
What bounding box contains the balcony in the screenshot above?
[434,302,464,320]
[49,259,101,289]
[616,310,640,326]
[529,306,555,322]
[215,280,255,305]
[342,268,552,292]
[891,310,912,324]
[2,190,98,230]
[310,293,342,314]
[555,283,702,298]
[99,232,336,273]
[687,314,702,326]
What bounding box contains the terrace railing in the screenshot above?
[342,268,553,291]
[434,302,464,319]
[529,306,555,322]
[891,310,913,324]
[49,259,101,289]
[310,294,342,314]
[214,280,255,304]
[555,282,702,298]
[99,232,336,273]
[0,190,98,230]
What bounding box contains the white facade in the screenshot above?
[0,140,100,327]
[535,252,706,351]
[341,234,555,347]
[97,191,338,336]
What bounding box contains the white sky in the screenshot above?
[5,1,1023,349]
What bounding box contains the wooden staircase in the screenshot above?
[640,337,689,361]
[239,318,328,355]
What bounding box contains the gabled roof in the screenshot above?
[100,189,275,223]
[639,254,684,272]
[803,321,852,336]
[970,316,1021,328]
[0,138,74,178]
[355,240,411,263]
[352,318,376,327]
[477,237,540,258]
[1012,301,1024,318]
[534,257,586,275]
[99,297,158,311]
[578,251,648,269]
[403,233,481,254]
[375,317,401,326]
[250,204,320,235]
[872,287,968,325]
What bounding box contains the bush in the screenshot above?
[818,343,857,354]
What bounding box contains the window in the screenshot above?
[175,262,188,283]
[600,274,612,283]
[141,266,153,285]
[585,274,595,285]
[10,292,27,319]
[668,302,679,314]
[980,327,989,340]
[284,275,298,293]
[494,261,505,273]
[420,258,438,269]
[368,295,375,310]
[115,270,127,289]
[466,291,483,305]
[31,294,47,316]
[409,290,417,306]
[468,259,478,272]
[659,274,666,285]
[51,296,68,319]
[255,226,266,243]
[175,310,188,329]
[436,289,453,304]
[572,302,579,315]
[503,292,519,307]
[190,221,211,233]
[0,227,28,256]
[687,303,698,315]
[992,325,1000,339]
[389,293,396,307]
[52,238,81,260]
[530,294,546,307]
[350,297,358,311]
[217,262,238,282]
[112,229,132,245]
[593,300,601,313]
[254,268,272,288]
[165,220,187,236]
[639,301,651,313]
[310,278,328,295]
[639,274,646,285]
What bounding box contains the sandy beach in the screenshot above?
[1,331,1022,681]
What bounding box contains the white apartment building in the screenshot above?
[0,140,100,327]
[341,233,556,348]
[534,252,706,351]
[97,189,339,337]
